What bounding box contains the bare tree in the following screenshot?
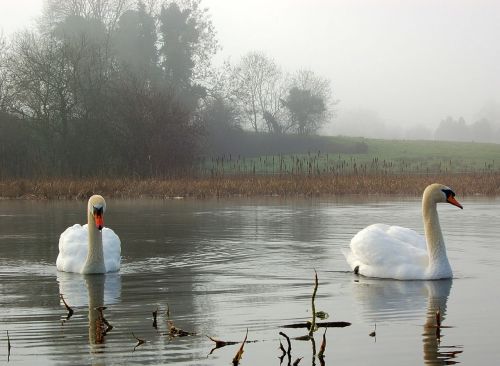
[233,51,287,133]
[0,32,12,112]
[40,0,132,35]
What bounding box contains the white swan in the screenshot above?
[56,195,121,274]
[343,183,462,280]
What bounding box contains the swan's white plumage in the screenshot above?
[343,183,462,280]
[57,224,121,273]
[56,195,121,274]
[343,224,429,280]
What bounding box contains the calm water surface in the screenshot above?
[0,196,499,365]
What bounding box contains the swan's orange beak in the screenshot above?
[447,196,463,209]
[94,213,104,230]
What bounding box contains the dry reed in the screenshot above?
[1,172,499,199]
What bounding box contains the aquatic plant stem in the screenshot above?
[309,270,319,337]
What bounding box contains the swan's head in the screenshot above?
[424,183,463,209]
[88,195,107,231]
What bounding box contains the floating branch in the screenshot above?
[59,294,74,321]
[167,320,196,337]
[232,329,248,366]
[282,321,351,329]
[132,332,145,351]
[207,336,240,348]
[293,334,312,341]
[207,336,239,356]
[207,335,258,356]
[292,357,303,365]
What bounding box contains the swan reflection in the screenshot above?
[57,272,121,346]
[352,278,462,365]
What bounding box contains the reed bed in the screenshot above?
[1,172,500,199]
[201,152,498,176]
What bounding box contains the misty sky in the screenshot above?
[1,0,499,134]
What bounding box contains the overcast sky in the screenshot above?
[1,0,499,132]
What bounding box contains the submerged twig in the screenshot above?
[318,328,327,358]
[94,306,113,344]
[132,332,145,351]
[309,270,319,336]
[96,306,113,334]
[232,329,248,366]
[279,331,292,365]
[152,307,158,329]
[7,330,12,362]
[278,341,287,364]
[59,294,74,320]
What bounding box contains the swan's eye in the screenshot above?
[441,189,455,198]
[93,206,104,216]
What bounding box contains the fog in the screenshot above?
[205,0,500,140]
[1,0,499,141]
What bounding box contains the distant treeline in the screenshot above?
[0,0,335,179]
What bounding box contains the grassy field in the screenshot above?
[2,137,500,199]
[201,137,500,176]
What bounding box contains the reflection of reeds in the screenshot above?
[7,330,11,362]
[2,173,499,199]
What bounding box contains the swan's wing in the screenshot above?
[56,224,88,273]
[102,228,121,272]
[345,223,429,279]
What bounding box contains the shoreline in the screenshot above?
[1,173,499,200]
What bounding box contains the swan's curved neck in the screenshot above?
[422,198,451,276]
[83,211,105,274]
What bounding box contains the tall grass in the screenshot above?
[1,173,499,199]
[200,151,499,177]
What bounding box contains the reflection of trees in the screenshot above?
[352,278,462,365]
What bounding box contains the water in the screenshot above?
[0,196,499,365]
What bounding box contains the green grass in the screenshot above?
[202,136,500,175]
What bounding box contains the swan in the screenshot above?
[343,183,463,280]
[56,195,121,274]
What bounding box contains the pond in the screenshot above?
[0,196,499,365]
